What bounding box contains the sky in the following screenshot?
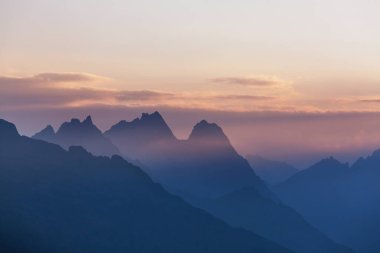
[1,0,380,168]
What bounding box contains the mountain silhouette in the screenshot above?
[199,186,353,253]
[104,111,176,160]
[105,112,353,253]
[188,120,230,144]
[0,118,292,253]
[32,116,120,157]
[106,113,265,198]
[32,124,55,142]
[275,154,380,253]
[246,155,298,185]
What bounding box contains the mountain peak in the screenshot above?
[54,116,119,157]
[312,156,345,168]
[140,111,165,123]
[32,125,55,141]
[105,111,175,141]
[305,156,349,176]
[45,124,54,131]
[57,116,102,137]
[189,120,228,142]
[41,125,55,134]
[83,115,93,125]
[0,119,20,139]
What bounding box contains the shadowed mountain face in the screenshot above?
[199,187,353,253]
[32,116,120,157]
[0,119,292,253]
[275,155,380,253]
[246,155,298,185]
[104,112,353,253]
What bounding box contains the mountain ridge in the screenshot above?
[275,153,380,253]
[32,115,120,157]
[1,118,293,253]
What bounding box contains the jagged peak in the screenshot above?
[40,124,55,134]
[114,112,166,126]
[83,115,93,125]
[106,111,175,139]
[32,124,56,140]
[57,115,102,136]
[189,120,227,141]
[44,125,55,132]
[0,119,20,139]
[139,111,165,122]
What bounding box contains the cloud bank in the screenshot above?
[211,76,288,86]
[0,72,282,111]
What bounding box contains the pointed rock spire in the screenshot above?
[83,115,93,125]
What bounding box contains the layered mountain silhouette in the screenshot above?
[275,154,380,253]
[105,113,263,198]
[0,119,292,253]
[246,155,298,185]
[32,115,120,157]
[105,114,273,198]
[103,112,353,253]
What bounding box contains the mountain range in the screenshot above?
[32,115,120,157]
[275,153,380,253]
[30,112,353,253]
[0,118,292,253]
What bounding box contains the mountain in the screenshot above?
[104,111,176,163]
[105,112,353,253]
[246,155,298,185]
[106,113,263,198]
[275,155,380,253]
[32,124,55,142]
[32,116,120,157]
[199,186,353,253]
[0,118,292,253]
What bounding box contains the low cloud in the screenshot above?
[0,73,175,109]
[0,72,282,111]
[211,76,288,86]
[359,98,380,103]
[0,72,106,87]
[213,95,274,100]
[115,90,175,101]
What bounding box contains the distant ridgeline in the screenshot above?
[30,112,353,253]
[275,154,380,253]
